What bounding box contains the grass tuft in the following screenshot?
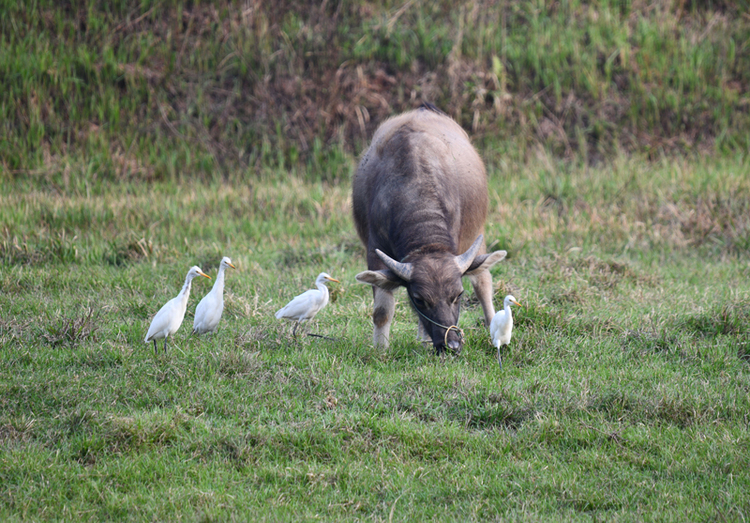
[42,308,100,348]
[622,328,680,354]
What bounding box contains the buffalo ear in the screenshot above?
[355,269,405,291]
[464,250,507,275]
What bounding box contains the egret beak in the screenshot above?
[228,263,236,269]
[199,270,211,279]
[513,300,522,307]
[326,276,340,283]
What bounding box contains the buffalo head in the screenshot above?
[356,235,507,354]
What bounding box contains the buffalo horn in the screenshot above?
[455,235,484,274]
[375,249,413,282]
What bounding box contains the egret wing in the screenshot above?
[489,310,504,339]
[146,298,178,341]
[194,290,223,333]
[275,289,324,321]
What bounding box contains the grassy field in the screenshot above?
[3,0,750,520]
[2,153,750,520]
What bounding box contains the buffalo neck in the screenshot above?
[388,216,457,262]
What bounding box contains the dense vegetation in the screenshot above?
[2,0,749,183]
[2,1,750,521]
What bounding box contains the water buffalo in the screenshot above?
[352,103,507,354]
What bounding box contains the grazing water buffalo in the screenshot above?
[352,104,507,354]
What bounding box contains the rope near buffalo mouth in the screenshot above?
[408,294,465,350]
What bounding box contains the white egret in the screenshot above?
[490,295,522,368]
[275,272,340,337]
[145,266,211,353]
[193,257,236,335]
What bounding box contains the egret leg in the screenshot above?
[163,337,168,354]
[292,321,300,338]
[153,339,158,354]
[497,349,503,369]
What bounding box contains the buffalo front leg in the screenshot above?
[417,321,432,344]
[469,269,496,326]
[372,287,395,349]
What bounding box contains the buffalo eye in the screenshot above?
[452,291,464,305]
[412,295,426,309]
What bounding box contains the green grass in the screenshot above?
[2,154,750,520]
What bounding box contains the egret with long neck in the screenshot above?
[145,266,211,353]
[490,295,522,368]
[193,257,236,334]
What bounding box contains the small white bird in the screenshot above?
[193,257,236,335]
[145,266,211,354]
[275,272,340,337]
[490,295,522,368]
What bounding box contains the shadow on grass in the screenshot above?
[677,302,750,337]
[588,391,706,429]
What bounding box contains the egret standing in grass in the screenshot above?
[193,257,236,335]
[275,272,340,337]
[145,266,211,354]
[490,295,522,368]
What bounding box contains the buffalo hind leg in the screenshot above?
[469,269,496,326]
[372,287,395,349]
